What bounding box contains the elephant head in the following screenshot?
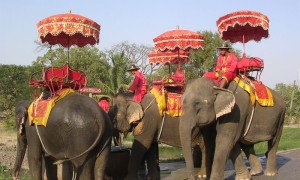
[182,78,235,126]
[108,93,144,134]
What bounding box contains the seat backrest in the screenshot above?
[44,66,67,82]
[237,54,264,72]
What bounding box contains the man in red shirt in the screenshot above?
[127,64,147,103]
[203,43,238,88]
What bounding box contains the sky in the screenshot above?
[0,0,299,88]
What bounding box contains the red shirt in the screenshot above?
[215,52,238,73]
[129,71,147,102]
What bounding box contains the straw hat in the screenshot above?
[127,64,140,71]
[217,42,232,50]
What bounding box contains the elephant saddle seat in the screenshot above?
[234,76,274,107]
[28,88,75,126]
[237,53,264,81]
[150,85,183,117]
[29,63,87,97]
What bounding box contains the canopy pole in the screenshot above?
[177,49,181,71]
[243,34,246,54]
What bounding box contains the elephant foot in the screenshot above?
[196,170,207,180]
[250,166,263,175]
[264,170,277,176]
[196,174,207,180]
[264,165,277,176]
[235,173,252,180]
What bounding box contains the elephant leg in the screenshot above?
[26,127,43,180]
[95,145,111,180]
[44,155,58,180]
[76,156,96,180]
[57,162,73,180]
[230,144,251,180]
[210,122,239,180]
[265,114,284,176]
[194,145,208,179]
[125,139,149,180]
[145,142,160,180]
[240,143,263,175]
[27,143,43,180]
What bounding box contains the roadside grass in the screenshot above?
[0,166,31,180]
[1,127,300,179]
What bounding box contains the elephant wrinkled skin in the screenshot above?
[13,93,113,180]
[109,93,216,180]
[180,77,286,180]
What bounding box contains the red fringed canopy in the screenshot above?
[216,10,269,43]
[37,12,100,48]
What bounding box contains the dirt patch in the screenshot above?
[0,121,29,170]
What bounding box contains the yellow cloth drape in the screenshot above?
[28,88,75,126]
[234,77,274,107]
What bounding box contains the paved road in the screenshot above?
[160,148,300,180]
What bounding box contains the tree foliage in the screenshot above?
[275,83,300,118]
[0,31,297,122]
[0,65,32,114]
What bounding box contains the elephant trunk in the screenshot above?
[12,117,27,179]
[179,118,195,179]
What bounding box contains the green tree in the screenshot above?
[0,65,32,114]
[104,41,153,94]
[275,83,300,118]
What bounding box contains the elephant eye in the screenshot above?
[194,101,200,107]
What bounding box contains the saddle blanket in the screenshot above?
[150,86,182,117]
[234,77,274,107]
[28,88,75,126]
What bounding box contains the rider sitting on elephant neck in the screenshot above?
[203,43,238,88]
[127,64,147,103]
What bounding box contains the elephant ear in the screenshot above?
[127,101,144,124]
[213,86,235,119]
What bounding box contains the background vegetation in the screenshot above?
[1,30,299,125]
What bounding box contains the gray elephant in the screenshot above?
[108,93,216,180]
[180,77,286,180]
[12,92,113,180]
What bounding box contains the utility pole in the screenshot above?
[289,80,296,124]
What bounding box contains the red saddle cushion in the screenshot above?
[237,54,264,72]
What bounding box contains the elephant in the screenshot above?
[179,77,286,180]
[12,92,113,180]
[108,92,216,180]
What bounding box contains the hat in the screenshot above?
[127,64,140,71]
[217,42,232,50]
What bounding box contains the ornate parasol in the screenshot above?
[33,12,101,94]
[153,27,204,71]
[37,11,100,48]
[153,27,204,52]
[216,10,269,52]
[148,49,189,65]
